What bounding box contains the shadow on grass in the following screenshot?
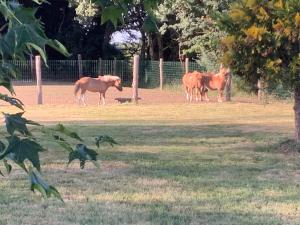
[76,123,289,147]
[2,122,300,225]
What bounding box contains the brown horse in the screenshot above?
[182,71,203,102]
[74,75,123,106]
[200,65,230,102]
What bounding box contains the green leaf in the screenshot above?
[143,0,159,11]
[4,112,41,136]
[95,135,118,148]
[26,43,47,66]
[0,138,13,175]
[32,0,49,5]
[68,144,98,169]
[47,40,71,58]
[29,167,63,202]
[3,159,12,174]
[53,135,73,152]
[41,127,74,152]
[0,94,24,110]
[1,135,45,171]
[101,6,124,27]
[53,124,83,141]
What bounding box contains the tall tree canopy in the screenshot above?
[218,0,300,141]
[156,0,233,69]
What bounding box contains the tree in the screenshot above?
[156,0,233,70]
[69,0,161,60]
[218,0,300,141]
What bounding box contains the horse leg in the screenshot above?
[79,89,87,106]
[195,88,199,102]
[218,90,223,103]
[190,88,193,102]
[98,93,102,107]
[185,86,189,101]
[203,87,209,102]
[81,94,87,106]
[102,93,106,105]
[187,88,191,102]
[77,95,81,105]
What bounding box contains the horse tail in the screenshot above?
[74,81,81,96]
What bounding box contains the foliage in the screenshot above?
[0,0,118,201]
[68,0,161,60]
[156,0,233,70]
[218,0,300,90]
[69,0,99,28]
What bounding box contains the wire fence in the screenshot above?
[11,59,198,88]
[11,59,134,84]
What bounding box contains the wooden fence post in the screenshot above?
[132,55,139,104]
[257,78,268,103]
[98,58,102,75]
[35,55,43,105]
[30,54,35,80]
[159,58,163,90]
[78,54,83,78]
[257,78,265,102]
[185,57,189,74]
[225,72,232,102]
[113,57,117,75]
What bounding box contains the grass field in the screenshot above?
[1,101,300,225]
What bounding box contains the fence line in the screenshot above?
[10,59,208,88]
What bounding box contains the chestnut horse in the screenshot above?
[74,75,123,106]
[182,71,203,102]
[200,65,230,102]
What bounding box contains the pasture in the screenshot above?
[0,85,300,225]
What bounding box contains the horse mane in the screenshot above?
[98,75,121,81]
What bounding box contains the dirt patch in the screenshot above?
[0,82,258,106]
[0,82,186,106]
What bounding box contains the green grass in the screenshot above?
[1,102,300,224]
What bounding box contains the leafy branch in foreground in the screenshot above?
[0,111,118,202]
[0,0,118,202]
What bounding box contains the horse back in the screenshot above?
[202,72,226,90]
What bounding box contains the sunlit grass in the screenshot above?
[1,101,300,224]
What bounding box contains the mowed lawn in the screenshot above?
[1,102,300,225]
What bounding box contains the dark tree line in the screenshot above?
[32,0,121,59]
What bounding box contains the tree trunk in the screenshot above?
[157,34,163,59]
[148,33,154,60]
[257,78,268,103]
[294,86,300,142]
[102,23,113,58]
[140,31,146,61]
[257,79,263,101]
[225,72,232,102]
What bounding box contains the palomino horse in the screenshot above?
[200,65,230,102]
[74,75,123,106]
[182,71,203,102]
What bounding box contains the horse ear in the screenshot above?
[220,64,224,70]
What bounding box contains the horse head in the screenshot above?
[113,76,123,91]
